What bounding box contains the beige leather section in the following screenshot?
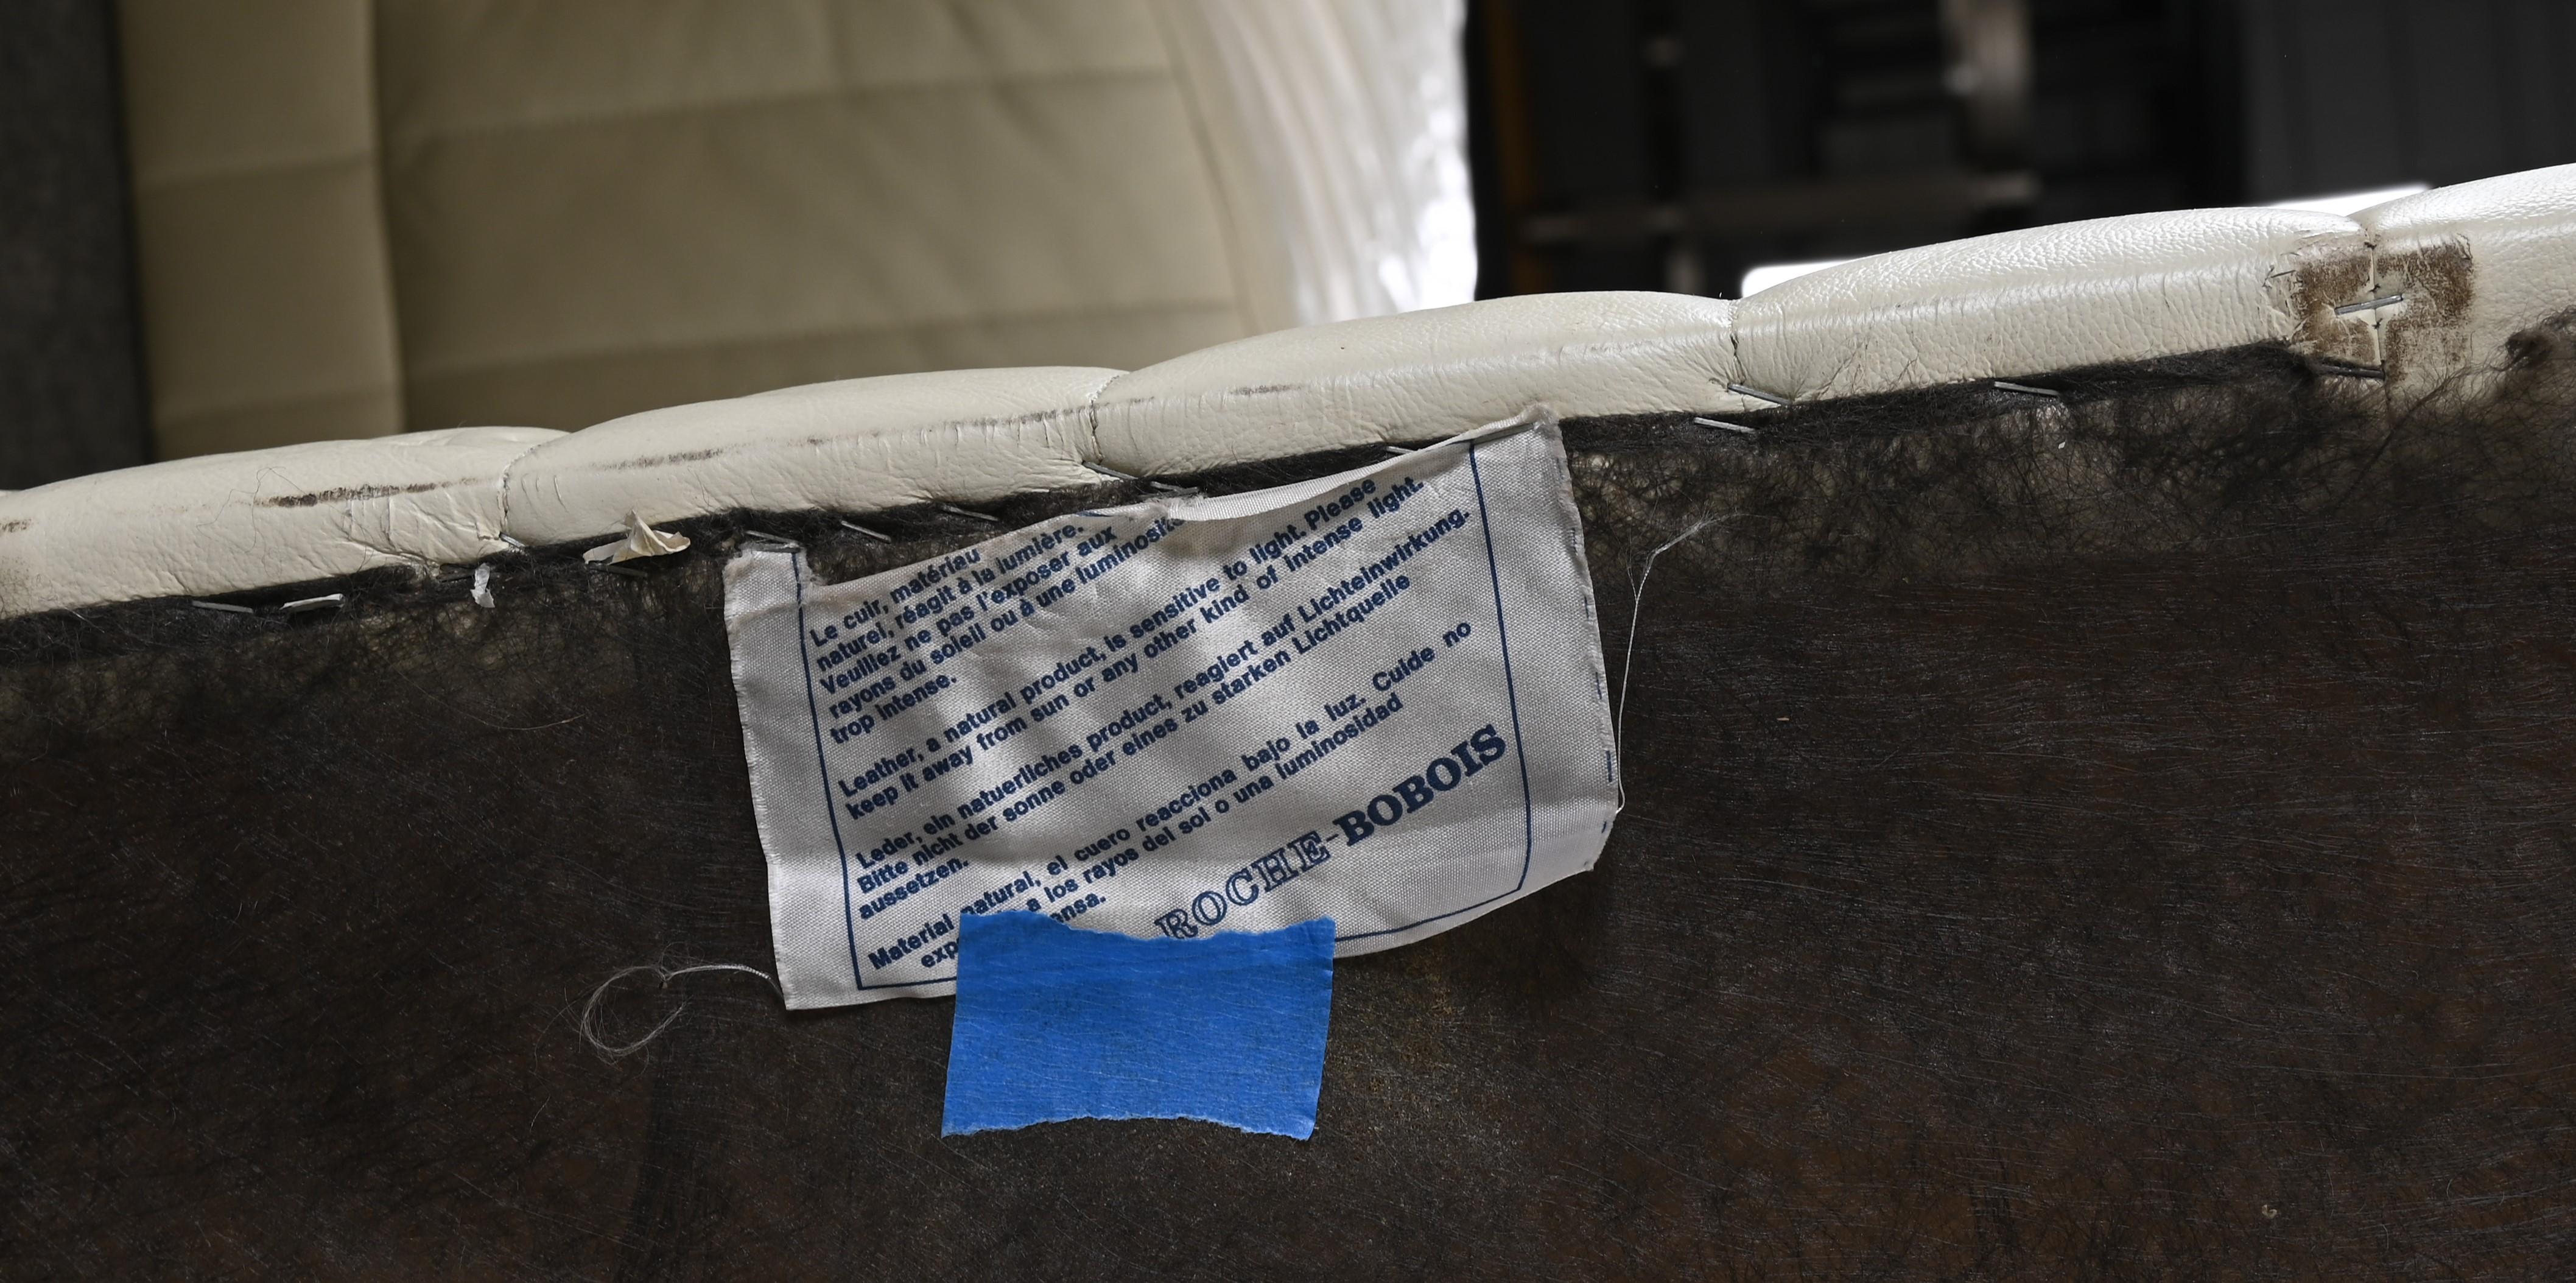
[1146,0,1308,337]
[1151,0,1477,328]
[501,367,1118,546]
[2357,164,2576,388]
[1733,208,2367,399]
[135,387,410,462]
[374,0,1249,436]
[0,427,557,618]
[118,0,403,457]
[1095,292,1747,477]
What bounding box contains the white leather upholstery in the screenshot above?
[2356,164,2576,385]
[502,367,1118,546]
[0,427,556,618]
[1095,292,1747,476]
[1733,208,2367,399]
[15,166,2575,619]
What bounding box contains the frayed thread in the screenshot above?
[579,961,782,1060]
[1614,518,1719,813]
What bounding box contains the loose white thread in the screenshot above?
[580,962,782,1060]
[1613,519,1720,812]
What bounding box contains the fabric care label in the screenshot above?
[725,415,1619,1008]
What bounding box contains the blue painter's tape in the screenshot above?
[941,912,1334,1139]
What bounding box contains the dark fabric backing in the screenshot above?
[9,332,2576,1278]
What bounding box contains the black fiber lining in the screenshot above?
[8,329,2576,1276]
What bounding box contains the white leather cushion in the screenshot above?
[499,367,1119,546]
[1733,208,2365,400]
[2356,164,2576,384]
[0,426,556,617]
[1093,291,1747,477]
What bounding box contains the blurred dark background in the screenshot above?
[1469,0,2576,298]
[1,0,149,489]
[7,1,2576,490]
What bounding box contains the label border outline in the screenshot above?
[1332,435,1537,941]
[794,550,949,991]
